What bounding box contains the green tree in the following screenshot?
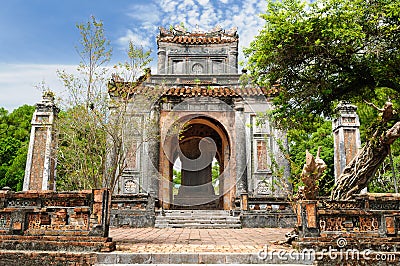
[211,160,220,194]
[56,16,112,190]
[0,105,35,191]
[355,88,400,192]
[57,16,155,193]
[245,0,400,199]
[245,0,400,124]
[288,120,334,196]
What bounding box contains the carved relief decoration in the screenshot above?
[124,179,138,193]
[319,215,379,232]
[256,179,271,195]
[321,201,364,210]
[0,213,11,229]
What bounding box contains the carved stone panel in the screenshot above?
[256,178,272,195]
[0,213,11,230]
[305,203,317,228]
[385,216,396,235]
[256,140,269,171]
[319,215,379,232]
[123,177,139,194]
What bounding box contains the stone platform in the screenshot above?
[155,210,241,229]
[95,227,313,265]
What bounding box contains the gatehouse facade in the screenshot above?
[108,25,291,213]
[22,25,363,228]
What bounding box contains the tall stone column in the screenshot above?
[235,100,248,209]
[332,102,361,182]
[23,91,59,191]
[147,105,160,199]
[228,45,238,74]
[157,47,166,74]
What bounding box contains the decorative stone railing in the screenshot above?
[110,193,156,227]
[296,193,400,251]
[239,196,296,228]
[0,189,115,252]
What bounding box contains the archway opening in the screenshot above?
[172,157,182,196]
[169,116,230,209]
[172,157,220,196]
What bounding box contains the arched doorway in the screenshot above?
[159,115,231,210]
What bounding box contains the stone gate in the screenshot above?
[107,25,291,217]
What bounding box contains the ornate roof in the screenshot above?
[108,82,278,99]
[163,86,277,97]
[157,25,238,45]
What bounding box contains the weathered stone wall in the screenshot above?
[0,250,98,266]
[296,193,400,251]
[0,189,114,252]
[110,194,155,227]
[240,197,296,228]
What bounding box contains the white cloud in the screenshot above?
[0,64,77,111]
[160,0,178,12]
[117,3,162,51]
[117,29,153,49]
[126,4,161,25]
[117,0,266,70]
[197,0,210,5]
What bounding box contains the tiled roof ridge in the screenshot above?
[157,25,238,45]
[108,82,279,98]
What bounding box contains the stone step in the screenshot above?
[155,218,240,221]
[95,252,314,265]
[155,223,242,229]
[161,210,232,216]
[156,219,240,224]
[155,222,241,227]
[155,210,241,229]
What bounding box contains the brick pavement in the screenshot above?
[110,227,294,254]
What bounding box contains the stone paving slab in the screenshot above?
[96,264,308,266]
[96,252,313,265]
[110,227,294,254]
[96,228,314,264]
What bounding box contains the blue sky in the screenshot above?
[0,0,266,111]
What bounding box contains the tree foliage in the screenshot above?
[56,16,154,193]
[245,0,400,128]
[288,120,334,196]
[355,89,400,193]
[245,0,400,197]
[56,16,112,191]
[0,105,35,191]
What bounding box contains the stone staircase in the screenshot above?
[155,210,242,229]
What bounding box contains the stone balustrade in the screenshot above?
[296,193,400,251]
[0,188,115,252]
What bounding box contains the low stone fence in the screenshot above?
[240,196,296,228]
[0,188,115,252]
[110,193,155,227]
[296,193,400,251]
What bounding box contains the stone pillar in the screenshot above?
[23,91,59,191]
[157,47,166,74]
[332,102,361,182]
[235,100,248,209]
[228,45,238,74]
[147,105,160,200]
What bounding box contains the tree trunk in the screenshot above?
[331,120,400,200]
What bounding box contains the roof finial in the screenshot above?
[194,24,200,33]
